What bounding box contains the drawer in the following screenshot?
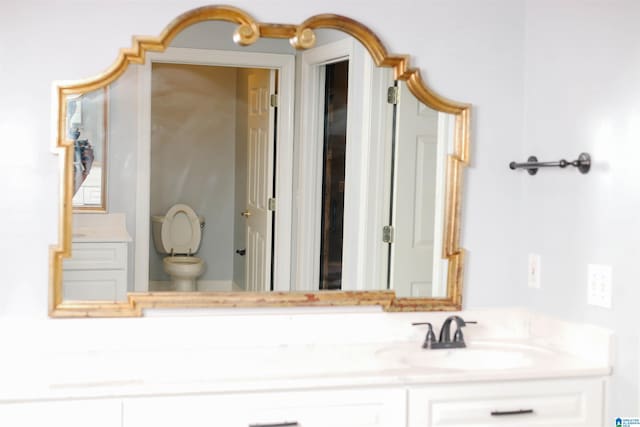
[123,388,406,427]
[64,242,127,270]
[408,378,604,427]
[63,269,127,301]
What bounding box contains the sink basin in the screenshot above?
[400,348,532,370]
[376,341,552,371]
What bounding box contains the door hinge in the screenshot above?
[387,86,399,105]
[268,198,277,211]
[270,94,278,108]
[382,225,394,243]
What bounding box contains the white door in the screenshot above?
[390,82,440,297]
[245,69,275,292]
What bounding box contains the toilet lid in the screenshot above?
[161,204,201,254]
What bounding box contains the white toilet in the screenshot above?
[151,204,205,291]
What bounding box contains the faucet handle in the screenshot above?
[412,322,437,348]
[452,320,477,342]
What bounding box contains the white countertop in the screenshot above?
[72,212,132,242]
[0,338,610,402]
[72,227,132,243]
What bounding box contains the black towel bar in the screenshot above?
[509,152,591,175]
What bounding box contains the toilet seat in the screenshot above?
[161,204,202,255]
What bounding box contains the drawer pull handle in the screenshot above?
[490,409,534,416]
[248,423,299,427]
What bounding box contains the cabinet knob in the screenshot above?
[241,210,252,217]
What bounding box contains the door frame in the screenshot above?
[294,38,392,291]
[430,112,456,297]
[134,47,295,292]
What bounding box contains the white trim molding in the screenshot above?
[294,38,392,291]
[431,112,456,297]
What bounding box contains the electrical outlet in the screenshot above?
[528,253,541,289]
[587,264,612,308]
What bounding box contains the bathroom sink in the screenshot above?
[376,341,551,371]
[400,348,532,370]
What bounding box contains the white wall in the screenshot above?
[6,0,636,414]
[106,65,140,289]
[517,0,640,415]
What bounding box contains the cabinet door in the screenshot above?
[408,378,604,427]
[124,388,405,427]
[62,242,128,301]
[63,269,127,300]
[0,400,122,427]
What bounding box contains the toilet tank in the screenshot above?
[151,215,205,254]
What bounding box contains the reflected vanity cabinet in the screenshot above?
[62,213,132,302]
[63,241,128,301]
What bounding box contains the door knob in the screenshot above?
[241,210,252,217]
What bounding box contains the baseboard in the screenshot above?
[197,280,235,292]
[149,280,235,292]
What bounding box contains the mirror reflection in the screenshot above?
[67,88,108,210]
[149,63,276,293]
[62,21,453,302]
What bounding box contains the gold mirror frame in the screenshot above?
[49,5,470,317]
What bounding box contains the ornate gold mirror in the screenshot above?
[50,5,470,317]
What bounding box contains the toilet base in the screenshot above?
[162,255,204,292]
[172,277,197,292]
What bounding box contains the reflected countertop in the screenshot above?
[71,212,132,243]
[71,227,132,243]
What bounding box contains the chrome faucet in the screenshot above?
[412,316,477,350]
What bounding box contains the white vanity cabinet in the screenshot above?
[0,378,606,427]
[0,399,122,427]
[122,388,406,427]
[119,378,604,427]
[63,241,128,301]
[64,212,132,301]
[407,377,605,427]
